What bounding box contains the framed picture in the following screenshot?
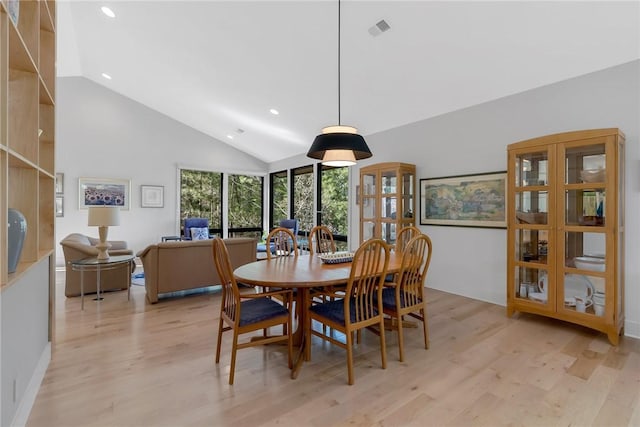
[79,177,130,210]
[55,196,64,217]
[420,171,507,228]
[55,173,64,194]
[140,185,164,208]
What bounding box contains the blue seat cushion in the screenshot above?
[375,287,422,310]
[256,242,276,253]
[310,299,358,326]
[238,298,288,327]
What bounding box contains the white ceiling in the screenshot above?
[57,1,640,164]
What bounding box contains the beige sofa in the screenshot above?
[60,233,135,297]
[137,237,257,303]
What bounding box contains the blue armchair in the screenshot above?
[183,217,210,240]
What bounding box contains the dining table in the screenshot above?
[233,252,401,379]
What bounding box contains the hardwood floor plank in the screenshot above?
[25,277,640,427]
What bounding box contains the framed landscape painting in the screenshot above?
[79,177,130,210]
[420,171,507,228]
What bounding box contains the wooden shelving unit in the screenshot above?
[1,0,56,288]
[506,129,625,344]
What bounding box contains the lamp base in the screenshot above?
[96,226,112,260]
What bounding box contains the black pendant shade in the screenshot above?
[306,0,372,166]
[307,132,372,161]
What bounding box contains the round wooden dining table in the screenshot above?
[233,252,401,379]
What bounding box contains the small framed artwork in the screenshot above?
[140,185,164,208]
[55,173,64,194]
[420,171,507,228]
[79,177,130,210]
[55,196,64,217]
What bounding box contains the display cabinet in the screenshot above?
[359,162,416,245]
[506,129,624,344]
[1,0,56,288]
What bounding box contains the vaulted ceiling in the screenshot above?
[57,1,640,163]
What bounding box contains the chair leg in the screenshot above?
[379,318,387,370]
[215,317,224,363]
[397,313,405,362]
[421,307,429,350]
[229,331,239,385]
[346,329,354,385]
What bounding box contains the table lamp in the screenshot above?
[88,206,120,260]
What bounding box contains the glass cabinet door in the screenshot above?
[559,142,607,317]
[512,149,552,308]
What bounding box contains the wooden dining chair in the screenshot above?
[305,238,390,385]
[308,225,336,256]
[378,233,432,362]
[385,225,422,284]
[266,227,298,259]
[212,238,293,385]
[395,225,422,254]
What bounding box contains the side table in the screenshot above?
[70,254,135,310]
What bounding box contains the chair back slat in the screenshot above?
[266,227,298,259]
[309,225,336,255]
[345,239,390,324]
[212,238,241,325]
[398,234,432,307]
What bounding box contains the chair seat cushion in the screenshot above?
[375,287,422,310]
[239,298,288,326]
[309,299,354,326]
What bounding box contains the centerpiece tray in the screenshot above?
[319,252,355,264]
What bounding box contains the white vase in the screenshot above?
[7,208,27,273]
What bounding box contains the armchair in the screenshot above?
[60,233,135,297]
[183,217,210,240]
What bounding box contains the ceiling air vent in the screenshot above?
[368,19,391,37]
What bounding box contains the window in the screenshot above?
[270,170,288,229]
[180,169,222,236]
[291,165,314,235]
[228,174,264,239]
[318,165,349,250]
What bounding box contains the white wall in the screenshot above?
[55,77,267,263]
[352,60,640,337]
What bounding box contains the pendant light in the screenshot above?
[307,0,372,167]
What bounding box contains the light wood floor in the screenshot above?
[26,275,640,427]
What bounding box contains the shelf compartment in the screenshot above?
[38,27,54,98]
[39,0,55,32]
[8,0,39,69]
[38,171,54,253]
[8,68,38,163]
[8,155,38,266]
[38,103,54,173]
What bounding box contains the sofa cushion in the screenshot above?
[190,227,209,240]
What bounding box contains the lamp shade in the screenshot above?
[307,127,372,166]
[88,206,120,226]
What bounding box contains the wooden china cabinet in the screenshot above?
[506,129,625,344]
[359,162,416,245]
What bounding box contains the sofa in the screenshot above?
[137,237,257,303]
[60,233,135,297]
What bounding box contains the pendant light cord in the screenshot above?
[337,0,341,126]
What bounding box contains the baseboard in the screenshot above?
[624,319,640,340]
[10,343,51,427]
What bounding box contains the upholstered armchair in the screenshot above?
[183,217,210,240]
[60,233,135,297]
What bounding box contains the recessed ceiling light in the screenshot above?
[270,108,279,115]
[227,135,234,140]
[101,6,115,18]
[101,73,112,80]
